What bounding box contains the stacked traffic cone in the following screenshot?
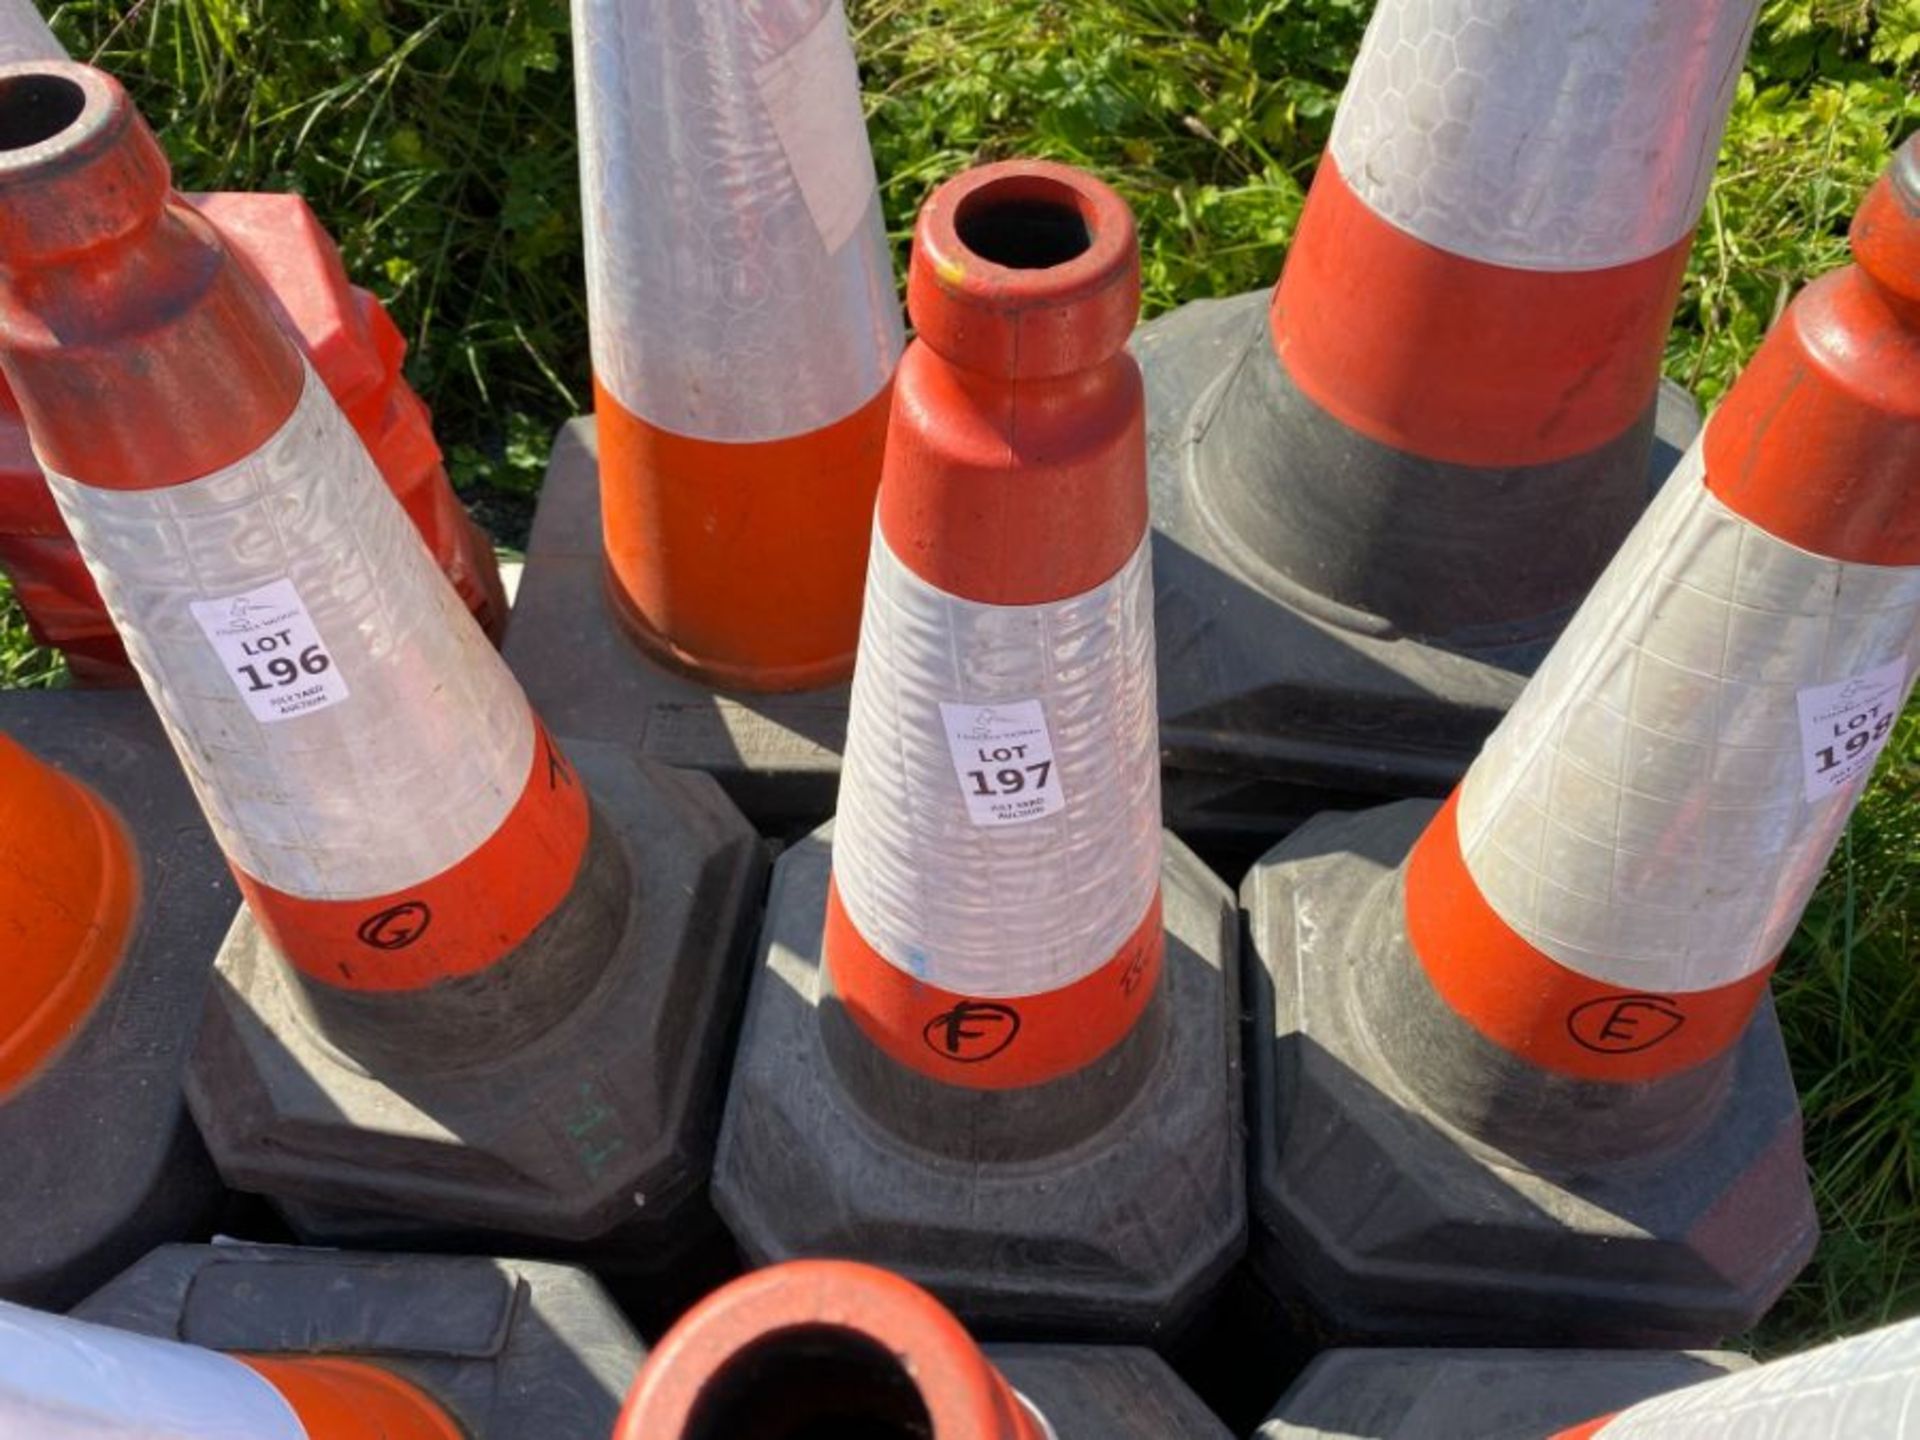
[0,61,763,1263]
[620,1261,1232,1440]
[0,1,503,684]
[1263,1317,1920,1438]
[0,196,507,683]
[714,161,1242,1337]
[1140,0,1761,842]
[38,1243,642,1438]
[505,0,904,831]
[1246,135,1920,1345]
[0,692,232,1307]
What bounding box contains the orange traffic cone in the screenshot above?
[0,0,505,683]
[619,1260,1231,1440]
[0,190,508,685]
[1246,136,1920,1345]
[0,693,232,1307]
[29,1243,643,1438]
[715,161,1242,1338]
[0,61,762,1262]
[504,0,903,829]
[1142,0,1761,840]
[571,0,898,688]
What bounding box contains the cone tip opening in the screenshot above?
[619,1261,1019,1440]
[909,159,1140,379]
[0,61,117,168]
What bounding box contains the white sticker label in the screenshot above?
[1797,656,1909,801]
[190,578,350,724]
[940,699,1066,827]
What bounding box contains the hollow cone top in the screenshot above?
[617,1261,1049,1440]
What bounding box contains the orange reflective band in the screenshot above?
[1404,792,1775,1084]
[1273,154,1691,469]
[824,876,1163,1090]
[1703,270,1920,566]
[0,735,137,1096]
[239,1355,462,1440]
[1550,1420,1615,1440]
[597,377,891,692]
[237,721,590,992]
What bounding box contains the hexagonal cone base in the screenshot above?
[1256,1348,1750,1440]
[1245,800,1817,1346]
[75,1243,642,1440]
[185,740,765,1261]
[713,824,1245,1343]
[0,690,234,1308]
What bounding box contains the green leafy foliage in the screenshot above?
[3,0,1918,1355]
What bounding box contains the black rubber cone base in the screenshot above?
[1246,800,1817,1346]
[1257,1348,1749,1439]
[712,824,1245,1344]
[75,1243,642,1439]
[0,690,233,1307]
[1141,291,1703,848]
[503,419,849,840]
[993,1346,1234,1438]
[186,740,765,1257]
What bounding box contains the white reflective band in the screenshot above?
[1330,0,1759,271]
[833,532,1162,999]
[0,1299,309,1440]
[1457,440,1920,993]
[48,362,534,901]
[571,0,903,442]
[1594,1316,1920,1437]
[0,0,63,64]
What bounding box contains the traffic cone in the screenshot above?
[0,188,509,685]
[713,161,1243,1337]
[1245,135,1920,1345]
[0,690,232,1307]
[1261,1317,1920,1438]
[0,1,506,682]
[619,1260,1233,1440]
[0,61,764,1259]
[1140,0,1760,844]
[504,0,904,829]
[52,1243,642,1438]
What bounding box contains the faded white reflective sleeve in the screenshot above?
[0,0,63,64]
[1593,1316,1920,1437]
[0,1299,308,1440]
[47,362,534,901]
[1457,442,1920,993]
[1330,0,1759,270]
[832,532,1162,998]
[571,0,903,442]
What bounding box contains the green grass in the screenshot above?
[6,0,1920,1355]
